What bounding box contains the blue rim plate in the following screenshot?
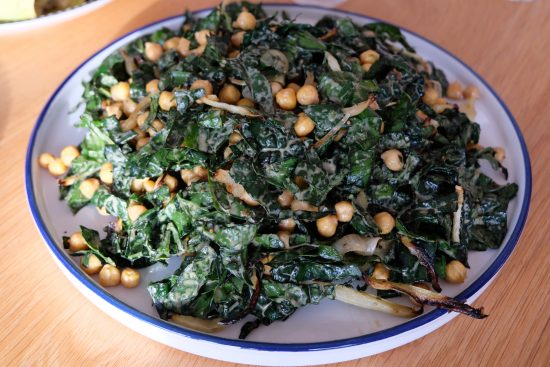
[25,4,532,364]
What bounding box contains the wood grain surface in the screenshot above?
[0,0,548,366]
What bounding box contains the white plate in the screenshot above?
[0,0,111,34]
[25,5,532,366]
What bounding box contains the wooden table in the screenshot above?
[1,0,548,366]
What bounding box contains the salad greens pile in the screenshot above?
[55,2,517,338]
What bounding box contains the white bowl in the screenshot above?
[0,0,111,34]
[25,4,532,366]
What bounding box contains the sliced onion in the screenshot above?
[365,277,487,319]
[334,285,419,317]
[290,200,319,212]
[261,49,289,74]
[324,51,341,72]
[304,71,315,86]
[214,169,260,206]
[169,314,225,333]
[198,97,261,117]
[120,49,137,75]
[333,234,380,256]
[312,112,350,149]
[452,185,464,243]
[319,28,337,41]
[342,96,376,117]
[314,97,377,149]
[355,190,368,210]
[228,77,247,86]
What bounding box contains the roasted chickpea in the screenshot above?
[79,178,100,200]
[432,103,453,114]
[193,166,208,180]
[361,63,373,72]
[81,253,102,275]
[493,147,506,162]
[144,42,163,63]
[59,175,77,186]
[422,88,439,105]
[105,102,122,118]
[381,149,404,171]
[143,178,156,193]
[277,190,294,208]
[236,98,254,107]
[335,201,355,222]
[159,91,176,111]
[219,84,241,104]
[279,218,296,232]
[228,50,240,58]
[190,79,214,96]
[228,132,243,145]
[145,79,160,94]
[136,112,149,128]
[359,50,380,64]
[153,119,164,131]
[191,44,206,56]
[120,117,137,132]
[180,166,208,186]
[446,81,463,100]
[163,37,180,50]
[128,204,147,222]
[286,83,300,92]
[275,88,297,110]
[164,174,178,192]
[38,152,55,168]
[111,81,131,102]
[445,260,467,283]
[231,31,245,47]
[99,162,113,185]
[69,231,87,252]
[60,145,80,166]
[180,169,195,186]
[121,268,141,288]
[135,137,149,150]
[316,214,338,237]
[372,263,390,280]
[294,175,308,189]
[148,119,165,136]
[115,218,123,233]
[463,85,480,100]
[277,231,290,247]
[270,82,283,95]
[176,37,191,56]
[99,264,121,287]
[122,99,137,116]
[130,178,145,193]
[233,10,257,30]
[223,146,233,159]
[294,113,315,137]
[48,158,67,176]
[194,29,211,46]
[296,85,319,106]
[374,211,395,235]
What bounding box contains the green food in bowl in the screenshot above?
[0,0,85,21]
[39,1,518,339]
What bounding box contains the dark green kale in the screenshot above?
[53,2,518,338]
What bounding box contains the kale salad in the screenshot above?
[39,2,518,338]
